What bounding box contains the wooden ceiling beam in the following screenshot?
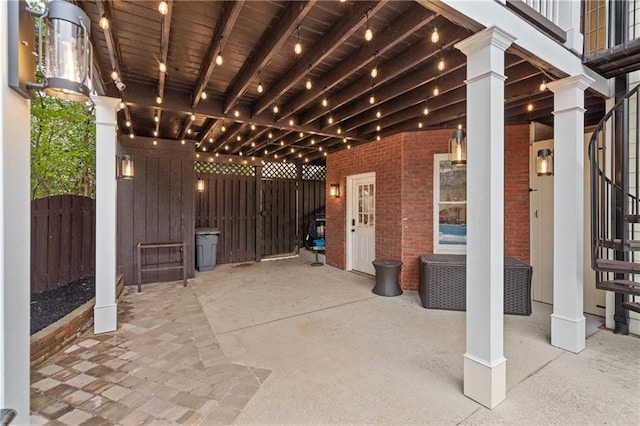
[195,118,218,148]
[223,1,317,113]
[279,3,433,121]
[252,1,385,116]
[299,22,466,126]
[232,127,271,155]
[208,122,244,153]
[245,129,292,157]
[125,82,366,141]
[154,0,173,137]
[191,0,245,109]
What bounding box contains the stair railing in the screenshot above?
[589,84,640,278]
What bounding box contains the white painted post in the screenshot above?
[547,75,594,353]
[455,26,516,410]
[92,96,120,334]
[0,2,31,422]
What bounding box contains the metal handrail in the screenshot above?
[589,83,640,273]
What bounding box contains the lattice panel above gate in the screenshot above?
[261,162,297,179]
[302,165,326,181]
[195,161,255,176]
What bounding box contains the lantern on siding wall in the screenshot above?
[536,148,553,176]
[449,128,467,167]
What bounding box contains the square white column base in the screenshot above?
[463,354,507,409]
[551,313,585,353]
[94,302,118,334]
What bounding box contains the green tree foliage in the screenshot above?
[30,93,96,200]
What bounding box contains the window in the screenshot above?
[357,183,375,227]
[433,153,467,253]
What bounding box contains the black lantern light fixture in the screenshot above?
[536,148,553,176]
[448,128,467,167]
[330,183,340,198]
[117,155,134,179]
[9,0,92,102]
[196,178,205,192]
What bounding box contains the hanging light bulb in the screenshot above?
[539,78,547,92]
[187,128,192,134]
[201,92,207,100]
[153,130,158,137]
[257,81,264,93]
[294,25,302,55]
[337,127,342,135]
[369,94,375,104]
[154,115,159,123]
[306,78,312,90]
[156,95,163,104]
[322,96,328,107]
[125,120,131,127]
[431,25,439,43]
[343,138,347,143]
[319,146,323,151]
[299,131,304,137]
[153,140,158,145]
[328,116,334,125]
[433,87,439,97]
[364,11,373,41]
[376,110,382,118]
[129,133,135,139]
[209,137,213,143]
[437,58,445,72]
[234,109,240,118]
[289,118,295,126]
[371,65,378,78]
[221,124,226,132]
[190,113,196,121]
[527,102,534,112]
[280,141,285,146]
[158,1,168,15]
[418,121,423,129]
[251,123,256,130]
[376,135,381,141]
[118,101,125,110]
[423,106,429,115]
[237,135,242,141]
[251,142,256,147]
[215,51,223,66]
[225,145,229,150]
[376,125,381,132]
[182,140,186,145]
[99,15,109,30]
[273,105,279,114]
[311,139,315,145]
[159,61,167,73]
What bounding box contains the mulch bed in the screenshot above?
[30,276,95,335]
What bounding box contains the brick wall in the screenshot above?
[326,125,530,291]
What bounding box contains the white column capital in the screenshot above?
[547,75,595,114]
[91,95,120,124]
[546,75,595,95]
[455,26,516,56]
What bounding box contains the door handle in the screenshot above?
[351,229,355,232]
[535,210,538,218]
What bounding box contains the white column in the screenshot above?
[547,75,594,353]
[92,95,120,334]
[455,26,515,410]
[0,3,30,422]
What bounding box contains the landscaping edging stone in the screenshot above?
[30,274,125,366]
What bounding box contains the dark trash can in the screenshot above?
[372,259,403,296]
[195,228,220,272]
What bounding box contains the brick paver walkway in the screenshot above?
[30,282,270,425]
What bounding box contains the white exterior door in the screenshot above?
[348,173,376,275]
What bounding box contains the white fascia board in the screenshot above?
[435,0,610,97]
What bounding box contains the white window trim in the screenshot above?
[433,153,467,254]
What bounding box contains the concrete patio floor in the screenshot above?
[31,250,640,425]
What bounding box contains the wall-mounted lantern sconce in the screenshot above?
[449,128,467,167]
[117,155,134,179]
[8,0,92,102]
[536,148,553,176]
[330,183,340,198]
[196,177,205,192]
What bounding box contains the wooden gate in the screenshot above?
[195,161,325,263]
[195,162,258,264]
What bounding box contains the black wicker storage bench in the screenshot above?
[419,254,532,315]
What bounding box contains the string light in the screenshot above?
[273,105,279,114]
[527,102,534,112]
[118,101,125,109]
[376,125,381,132]
[337,127,342,135]
[159,61,167,73]
[221,123,226,132]
[431,24,439,43]
[182,140,186,145]
[154,115,160,123]
[423,106,429,115]
[306,77,312,90]
[234,109,240,118]
[153,140,158,145]
[437,58,445,72]
[129,133,134,139]
[328,116,334,125]
[289,119,295,126]
[125,120,131,127]
[99,15,109,30]
[268,132,273,139]
[299,131,304,137]
[215,51,223,66]
[251,123,256,130]
[376,110,382,118]
[190,113,196,121]
[251,142,256,147]
[377,135,381,141]
[311,139,315,145]
[201,92,207,100]
[158,1,168,15]
[364,11,373,41]
[369,93,375,104]
[187,128,192,134]
[418,121,423,129]
[371,65,378,78]
[155,95,163,104]
[280,141,285,146]
[294,26,302,55]
[153,130,158,137]
[539,78,547,92]
[322,96,328,107]
[433,87,439,97]
[257,81,264,93]
[209,137,213,143]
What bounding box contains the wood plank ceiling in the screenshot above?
[79,0,605,164]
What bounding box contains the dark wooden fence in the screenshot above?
[31,195,95,293]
